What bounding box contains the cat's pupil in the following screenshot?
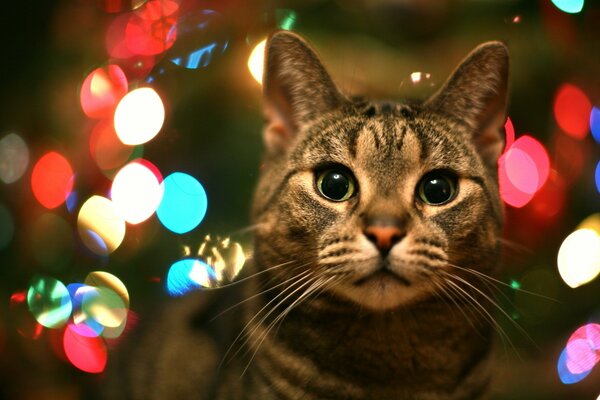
[419,174,456,205]
[317,170,354,201]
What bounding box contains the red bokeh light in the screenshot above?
[504,117,515,152]
[80,65,128,119]
[9,291,43,340]
[125,0,179,56]
[63,328,107,373]
[31,152,74,209]
[89,119,134,172]
[553,83,592,140]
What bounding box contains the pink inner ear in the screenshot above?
[263,101,294,153]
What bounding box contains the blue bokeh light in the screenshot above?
[590,106,600,144]
[166,259,214,296]
[551,0,584,14]
[557,347,592,384]
[595,160,600,195]
[157,172,207,234]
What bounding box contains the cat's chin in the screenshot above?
[331,275,426,311]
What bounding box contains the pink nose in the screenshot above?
[364,226,404,254]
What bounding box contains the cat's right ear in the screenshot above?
[262,31,345,155]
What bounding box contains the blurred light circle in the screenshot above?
[565,338,598,374]
[168,9,229,70]
[80,65,128,119]
[30,213,74,272]
[0,204,14,251]
[511,136,549,191]
[157,172,207,234]
[276,9,298,30]
[557,229,600,288]
[578,213,600,235]
[591,106,600,144]
[9,290,44,339]
[89,119,134,173]
[27,275,72,329]
[558,347,591,384]
[98,0,148,13]
[0,133,29,184]
[63,328,107,373]
[125,0,179,56]
[114,87,165,145]
[77,196,126,256]
[504,117,515,152]
[503,147,538,194]
[68,284,105,338]
[248,39,266,85]
[167,258,213,296]
[551,0,584,14]
[81,286,127,328]
[553,84,592,139]
[85,271,130,310]
[596,160,600,195]
[31,152,74,209]
[111,160,164,224]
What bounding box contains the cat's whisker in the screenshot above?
[440,276,518,358]
[444,262,559,303]
[220,269,315,368]
[224,222,268,237]
[211,260,300,290]
[209,262,312,323]
[241,275,337,377]
[442,272,539,351]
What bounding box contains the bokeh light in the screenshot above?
[89,119,135,173]
[557,229,600,288]
[553,84,592,140]
[0,133,29,184]
[166,258,214,296]
[276,9,297,30]
[248,38,266,85]
[77,195,126,255]
[558,323,600,384]
[27,275,72,329]
[169,9,229,70]
[84,271,130,309]
[114,87,165,145]
[111,160,164,224]
[498,135,550,208]
[30,213,74,272]
[0,204,14,251]
[156,172,207,234]
[504,117,515,152]
[81,286,127,328]
[63,328,107,373]
[9,291,43,339]
[591,106,600,144]
[80,65,128,119]
[198,236,246,283]
[98,0,148,13]
[577,213,600,235]
[596,160,600,194]
[551,0,585,14]
[31,152,74,209]
[125,0,179,56]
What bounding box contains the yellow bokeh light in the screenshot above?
[114,87,165,145]
[557,229,600,288]
[111,161,163,224]
[577,213,600,236]
[77,196,126,256]
[248,39,266,85]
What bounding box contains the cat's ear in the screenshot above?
[262,30,345,154]
[425,42,509,167]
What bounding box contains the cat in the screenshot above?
[103,30,509,399]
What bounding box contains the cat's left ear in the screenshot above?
[425,42,509,168]
[262,31,346,155]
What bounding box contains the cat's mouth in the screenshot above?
[353,267,411,287]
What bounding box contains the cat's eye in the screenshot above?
[417,172,457,206]
[315,168,356,202]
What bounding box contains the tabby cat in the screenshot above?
[105,31,509,399]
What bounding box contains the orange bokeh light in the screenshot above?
[31,152,74,209]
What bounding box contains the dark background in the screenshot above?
[1,0,600,398]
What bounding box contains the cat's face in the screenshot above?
[252,31,508,310]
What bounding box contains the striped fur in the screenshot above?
[106,31,509,399]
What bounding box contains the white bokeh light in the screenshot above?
[111,161,163,224]
[114,87,165,145]
[557,229,600,288]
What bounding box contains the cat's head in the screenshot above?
[252,31,508,310]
